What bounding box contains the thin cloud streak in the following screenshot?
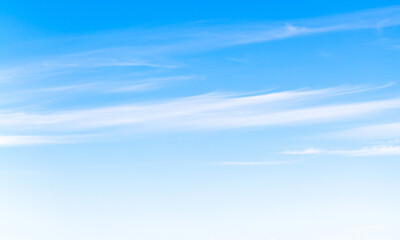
[23,75,195,94]
[180,97,400,129]
[109,75,196,93]
[0,58,177,83]
[215,161,298,166]
[0,135,63,147]
[0,85,395,134]
[329,122,400,139]
[0,134,101,147]
[284,145,400,156]
[1,6,400,83]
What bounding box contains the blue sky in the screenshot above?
[1,1,400,240]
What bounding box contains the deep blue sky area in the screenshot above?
[1,0,400,33]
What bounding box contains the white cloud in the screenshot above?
[216,161,298,166]
[0,85,393,133]
[0,136,60,147]
[2,6,400,83]
[284,145,400,157]
[330,122,400,139]
[0,134,98,147]
[109,76,195,93]
[0,57,176,83]
[23,75,195,94]
[283,148,323,155]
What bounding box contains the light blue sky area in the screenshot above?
[1,1,400,240]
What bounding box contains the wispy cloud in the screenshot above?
[0,135,62,147]
[108,75,196,93]
[1,6,400,146]
[0,85,395,135]
[329,122,400,139]
[24,75,195,94]
[0,56,177,83]
[284,145,400,156]
[26,82,98,93]
[215,161,298,166]
[284,148,323,155]
[2,6,400,83]
[0,134,100,147]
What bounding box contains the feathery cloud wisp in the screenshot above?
[329,122,400,139]
[0,85,393,134]
[0,135,61,147]
[215,161,298,166]
[284,145,400,156]
[2,6,400,83]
